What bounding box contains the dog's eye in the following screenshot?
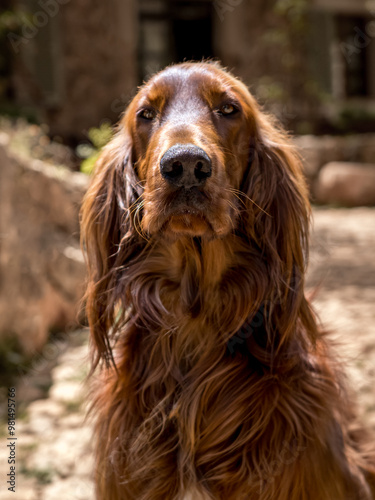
[217,104,238,116]
[139,108,156,120]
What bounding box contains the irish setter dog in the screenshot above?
[81,62,375,499]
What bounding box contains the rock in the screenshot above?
[26,400,66,438]
[52,363,82,383]
[0,141,88,353]
[28,399,65,418]
[60,413,87,429]
[47,243,86,303]
[359,134,375,164]
[26,427,92,479]
[294,135,325,180]
[58,342,90,367]
[294,135,347,181]
[43,477,94,500]
[315,162,375,206]
[294,134,375,185]
[0,481,38,500]
[49,381,83,405]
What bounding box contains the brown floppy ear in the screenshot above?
[80,125,144,368]
[240,114,313,345]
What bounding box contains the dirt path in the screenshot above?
[307,207,375,429]
[1,207,374,499]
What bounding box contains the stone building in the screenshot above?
[9,0,375,139]
[309,0,375,122]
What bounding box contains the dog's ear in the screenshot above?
[240,114,313,343]
[81,123,144,368]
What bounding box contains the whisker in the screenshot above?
[225,198,239,214]
[134,203,149,241]
[130,202,143,216]
[134,179,146,189]
[227,188,272,217]
[128,192,144,213]
[224,200,238,231]
[227,189,246,208]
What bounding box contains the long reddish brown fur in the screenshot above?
[81,62,375,499]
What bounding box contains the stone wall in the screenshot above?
[294,133,375,203]
[0,133,88,354]
[13,0,138,141]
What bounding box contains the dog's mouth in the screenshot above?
[165,207,211,236]
[150,186,213,237]
[142,183,233,239]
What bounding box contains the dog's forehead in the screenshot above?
[140,65,238,107]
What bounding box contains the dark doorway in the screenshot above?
[336,15,369,97]
[139,0,214,83]
[171,2,214,63]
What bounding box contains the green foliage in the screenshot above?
[87,121,113,149]
[339,107,375,124]
[20,465,54,485]
[335,108,375,134]
[0,7,22,103]
[0,102,37,121]
[79,122,113,175]
[0,335,26,388]
[257,0,323,130]
[0,8,24,37]
[80,152,100,176]
[273,0,308,28]
[256,77,286,102]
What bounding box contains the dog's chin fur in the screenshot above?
[144,208,234,241]
[152,210,231,241]
[164,214,212,237]
[142,191,236,240]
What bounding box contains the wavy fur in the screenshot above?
[81,62,375,499]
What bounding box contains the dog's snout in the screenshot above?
[160,144,212,188]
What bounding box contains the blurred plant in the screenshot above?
[20,465,54,485]
[0,4,40,121]
[257,0,324,131]
[0,334,28,394]
[78,122,113,175]
[0,7,23,35]
[0,4,22,103]
[332,107,375,134]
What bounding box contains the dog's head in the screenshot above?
[83,62,308,243]
[127,63,257,239]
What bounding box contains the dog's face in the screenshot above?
[122,63,258,239]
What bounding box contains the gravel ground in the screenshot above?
[307,207,375,429]
[1,206,374,500]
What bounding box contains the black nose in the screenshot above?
[160,144,212,188]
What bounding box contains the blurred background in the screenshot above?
[2,0,375,139]
[0,1,374,499]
